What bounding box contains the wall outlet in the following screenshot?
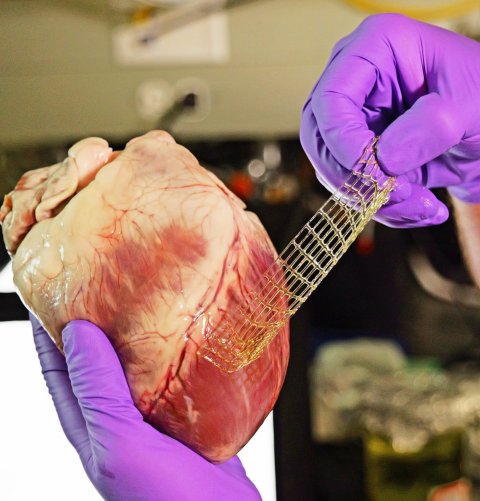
[174,77,210,122]
[135,79,174,121]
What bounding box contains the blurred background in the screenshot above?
[2,1,480,500]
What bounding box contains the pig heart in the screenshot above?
[0,130,290,463]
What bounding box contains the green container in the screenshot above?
[364,430,463,501]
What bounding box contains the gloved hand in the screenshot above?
[301,13,480,228]
[31,314,261,501]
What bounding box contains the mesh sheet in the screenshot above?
[199,138,395,372]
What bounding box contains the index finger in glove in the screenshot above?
[307,55,376,171]
[307,15,466,177]
[301,110,411,203]
[31,314,66,373]
[305,16,396,171]
[30,313,90,457]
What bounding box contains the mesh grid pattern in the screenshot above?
[199,138,395,372]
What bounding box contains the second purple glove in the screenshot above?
[301,13,480,228]
[31,315,261,501]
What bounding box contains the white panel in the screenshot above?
[0,320,276,499]
[0,261,14,293]
[0,321,102,500]
[112,11,230,66]
[238,412,277,501]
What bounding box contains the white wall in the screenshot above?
[0,0,366,146]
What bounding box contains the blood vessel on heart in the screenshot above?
[0,130,290,463]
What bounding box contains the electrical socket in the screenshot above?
[135,79,175,121]
[173,77,210,122]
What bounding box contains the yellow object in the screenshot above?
[364,431,463,501]
[132,6,156,24]
[344,0,479,20]
[199,138,395,372]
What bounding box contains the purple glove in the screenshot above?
[31,315,260,501]
[301,13,480,228]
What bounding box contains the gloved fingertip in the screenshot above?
[29,312,49,337]
[411,202,449,226]
[431,202,449,225]
[420,194,449,221]
[29,311,40,327]
[404,205,449,228]
[407,186,447,221]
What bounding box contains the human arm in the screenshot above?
[31,315,261,501]
[300,13,480,228]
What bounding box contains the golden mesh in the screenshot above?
[199,137,395,373]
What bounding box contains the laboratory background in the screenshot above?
[2,1,480,500]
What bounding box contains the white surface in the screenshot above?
[0,261,13,292]
[0,319,276,500]
[135,79,175,120]
[238,412,277,501]
[0,321,101,500]
[112,10,229,66]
